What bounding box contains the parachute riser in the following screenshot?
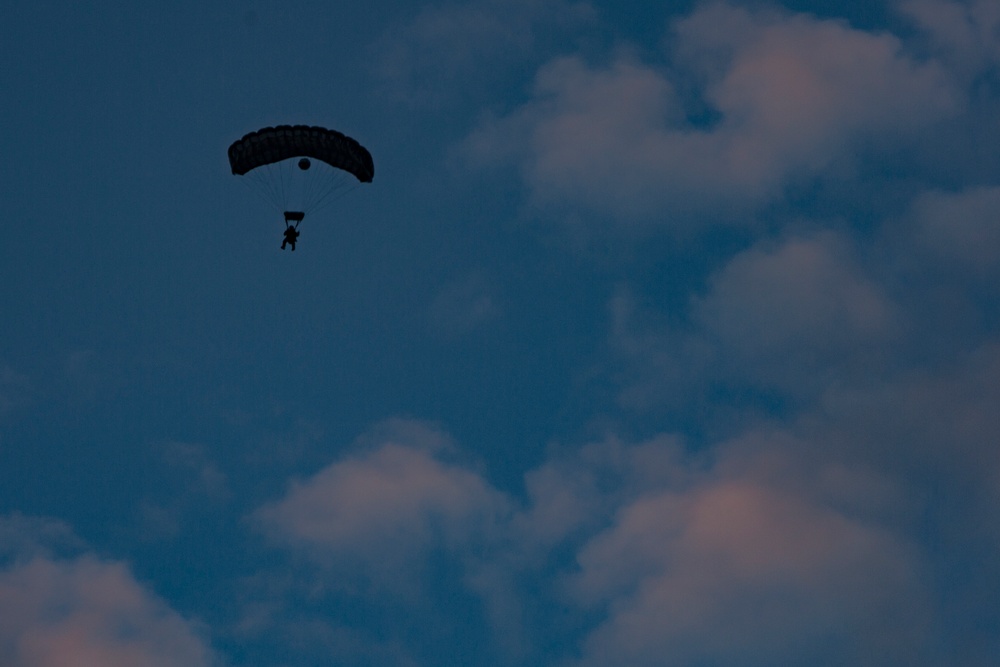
[284,211,305,229]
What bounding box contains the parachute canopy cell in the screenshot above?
[228,125,374,183]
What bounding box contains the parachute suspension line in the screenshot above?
[257,168,281,209]
[310,175,357,214]
[238,159,357,220]
[240,172,279,211]
[299,162,316,211]
[303,164,325,211]
[253,165,284,210]
[277,160,288,213]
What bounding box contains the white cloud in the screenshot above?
[467,2,960,223]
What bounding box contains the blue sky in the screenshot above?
[2,0,999,665]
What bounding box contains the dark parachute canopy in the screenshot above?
[228,124,374,225]
[228,125,374,181]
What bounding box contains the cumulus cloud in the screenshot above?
[466,2,960,223]
[527,432,932,667]
[255,420,509,578]
[250,415,954,665]
[0,515,214,667]
[693,232,897,384]
[569,476,930,667]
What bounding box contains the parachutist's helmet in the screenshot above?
[298,158,311,170]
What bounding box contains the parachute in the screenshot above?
[228,124,374,226]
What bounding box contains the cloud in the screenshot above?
[466,2,960,223]
[523,431,933,667]
[897,0,1000,76]
[598,267,1000,663]
[255,420,509,578]
[249,415,955,665]
[610,232,897,411]
[160,441,232,502]
[0,514,83,564]
[372,0,595,108]
[136,442,232,542]
[569,474,930,667]
[428,273,502,338]
[910,185,1000,277]
[692,232,897,385]
[513,434,695,554]
[813,341,1000,506]
[0,515,214,667]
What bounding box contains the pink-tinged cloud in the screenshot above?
[0,556,213,667]
[255,421,509,571]
[249,412,993,663]
[466,3,960,223]
[482,430,933,665]
[567,458,931,666]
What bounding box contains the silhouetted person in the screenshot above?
[281,225,300,251]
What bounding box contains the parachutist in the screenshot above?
[227,125,373,250]
[281,225,300,251]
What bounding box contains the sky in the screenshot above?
[1,0,999,665]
